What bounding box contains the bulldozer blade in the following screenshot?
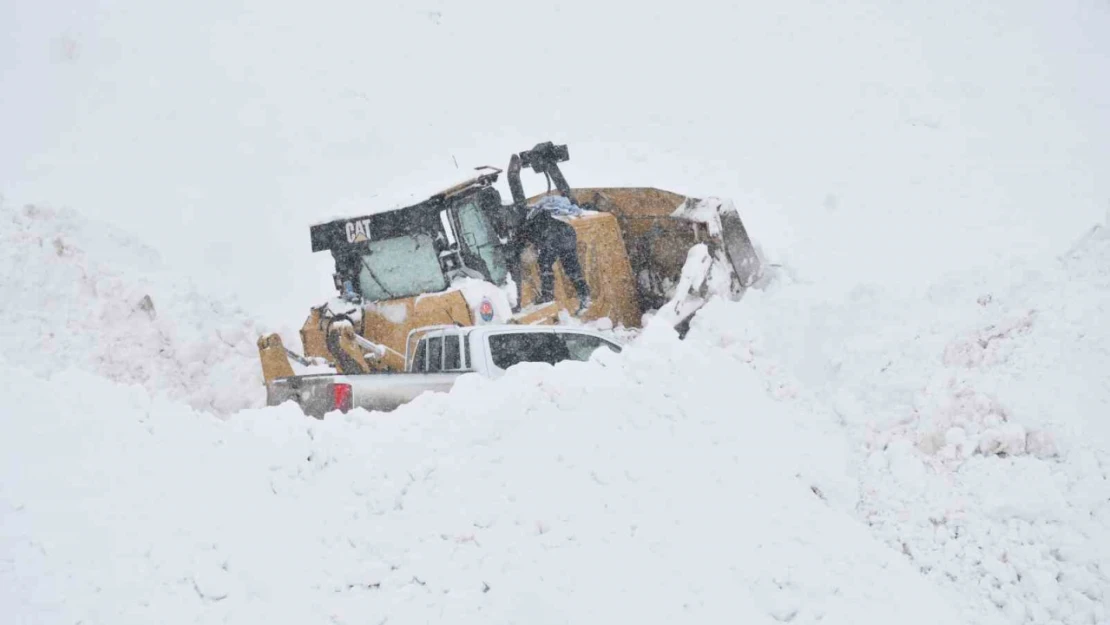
[718,205,762,288]
[566,188,763,306]
[670,196,762,290]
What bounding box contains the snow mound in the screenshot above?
[0,201,267,414]
[693,218,1110,625]
[0,320,964,624]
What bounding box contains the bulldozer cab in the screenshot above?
[309,142,630,312]
[310,174,515,303]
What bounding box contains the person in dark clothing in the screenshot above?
[331,246,364,302]
[507,203,592,314]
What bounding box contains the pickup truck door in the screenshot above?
[480,329,621,376]
[553,329,623,360]
[347,332,468,411]
[481,328,559,377]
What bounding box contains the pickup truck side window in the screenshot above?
[428,336,444,372]
[560,332,622,361]
[489,333,569,370]
[445,334,461,371]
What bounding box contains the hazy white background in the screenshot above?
[4,0,1109,326]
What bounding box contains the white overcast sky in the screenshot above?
[3,0,1109,321]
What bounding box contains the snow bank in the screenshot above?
[0,201,268,414]
[688,218,1110,624]
[0,316,964,624]
[6,196,1103,625]
[3,187,1105,625]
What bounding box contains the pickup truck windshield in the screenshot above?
[488,332,620,370]
[357,233,447,300]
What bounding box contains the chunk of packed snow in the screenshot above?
[652,244,737,327]
[977,423,1027,457]
[453,276,515,324]
[670,196,739,238]
[364,300,408,324]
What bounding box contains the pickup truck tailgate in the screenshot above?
[267,372,464,418]
[266,374,338,417]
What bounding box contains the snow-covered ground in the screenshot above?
[0,312,967,625]
[4,0,1110,623]
[2,186,1107,625]
[684,216,1110,624]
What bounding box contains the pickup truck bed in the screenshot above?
[266,323,623,418]
[266,371,463,417]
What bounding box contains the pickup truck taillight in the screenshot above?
[331,383,352,413]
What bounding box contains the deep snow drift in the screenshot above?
[0,210,967,624]
[0,200,269,414]
[686,217,1110,624]
[3,200,1108,624]
[0,321,968,625]
[0,204,969,624]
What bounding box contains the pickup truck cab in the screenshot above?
[266,324,623,417]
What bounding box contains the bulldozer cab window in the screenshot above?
[356,233,448,301]
[456,200,508,285]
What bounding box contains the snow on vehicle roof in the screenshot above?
[414,322,622,339]
[311,168,501,225]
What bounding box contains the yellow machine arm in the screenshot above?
[257,302,406,384]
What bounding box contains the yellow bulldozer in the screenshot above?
[257,141,763,384]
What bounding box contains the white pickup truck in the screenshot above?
[265,324,623,417]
